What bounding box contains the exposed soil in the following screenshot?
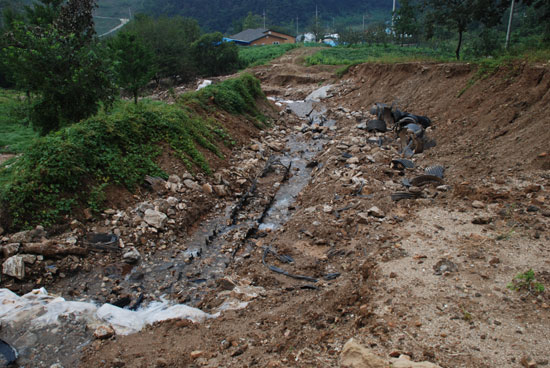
[3,48,550,368]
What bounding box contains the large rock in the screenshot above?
[3,255,25,280]
[391,355,442,368]
[144,209,167,229]
[341,338,388,368]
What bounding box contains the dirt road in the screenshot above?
[3,48,550,367]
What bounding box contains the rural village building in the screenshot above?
[228,28,295,46]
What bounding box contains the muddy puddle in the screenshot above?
[0,87,335,367]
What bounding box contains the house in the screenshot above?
[229,28,295,46]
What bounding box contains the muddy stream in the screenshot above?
[0,88,334,368]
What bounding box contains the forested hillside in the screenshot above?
[141,0,391,33]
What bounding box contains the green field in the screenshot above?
[0,90,37,154]
[305,44,456,66]
[238,44,301,68]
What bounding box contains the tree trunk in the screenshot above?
[134,90,138,104]
[456,30,463,60]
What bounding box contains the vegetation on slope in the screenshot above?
[0,74,265,231]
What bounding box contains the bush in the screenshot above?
[191,32,240,76]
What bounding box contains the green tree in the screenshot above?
[125,15,201,82]
[110,32,156,104]
[191,32,240,76]
[1,0,116,134]
[522,0,550,40]
[394,0,419,44]
[24,0,63,26]
[309,15,325,42]
[242,12,263,29]
[424,0,508,60]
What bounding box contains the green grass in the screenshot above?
[306,44,455,66]
[0,74,265,231]
[239,44,301,68]
[0,89,37,154]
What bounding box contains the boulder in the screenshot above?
[341,338,388,368]
[391,355,441,368]
[3,255,25,280]
[144,209,167,229]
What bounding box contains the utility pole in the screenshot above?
[296,17,299,39]
[315,4,319,42]
[392,0,396,28]
[505,0,515,49]
[263,9,266,29]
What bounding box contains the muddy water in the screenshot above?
[0,88,334,367]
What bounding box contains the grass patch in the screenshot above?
[0,89,37,154]
[306,44,455,66]
[0,74,265,231]
[239,44,301,68]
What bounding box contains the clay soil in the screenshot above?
[55,49,550,367]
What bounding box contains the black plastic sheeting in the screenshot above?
[391,159,415,170]
[425,165,445,179]
[0,339,17,366]
[391,191,422,201]
[366,119,387,132]
[262,247,341,284]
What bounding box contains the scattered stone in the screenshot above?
[357,213,369,224]
[521,356,537,368]
[144,209,167,229]
[217,277,237,291]
[202,183,213,194]
[213,185,227,197]
[368,206,385,218]
[168,174,181,184]
[183,179,201,191]
[122,247,141,264]
[155,358,168,367]
[20,254,37,264]
[472,200,485,209]
[433,258,458,275]
[1,243,20,258]
[2,255,25,280]
[472,216,492,225]
[93,325,115,340]
[190,351,204,359]
[250,143,261,152]
[527,205,540,213]
[436,185,450,192]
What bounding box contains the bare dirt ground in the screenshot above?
[2,48,550,367]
